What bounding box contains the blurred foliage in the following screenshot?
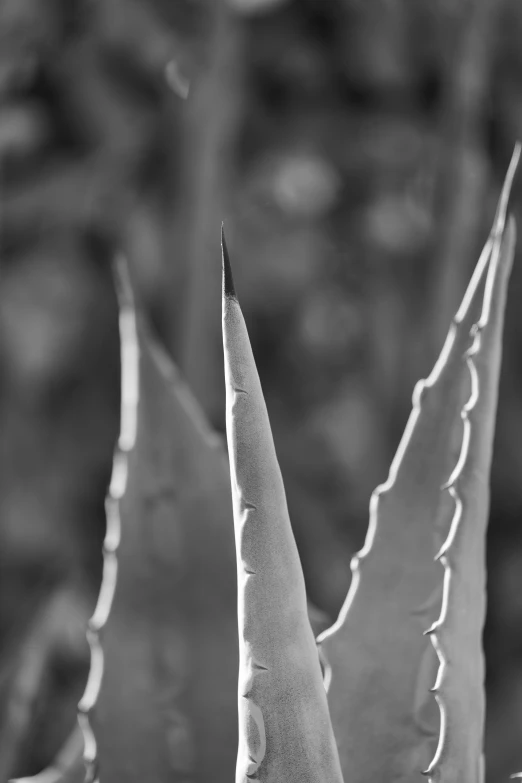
[1,0,522,779]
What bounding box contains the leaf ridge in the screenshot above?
[317,144,520,783]
[317,224,493,651]
[77,256,140,783]
[423,143,520,782]
[222,232,344,783]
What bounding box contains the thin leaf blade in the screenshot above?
[222,231,344,783]
[79,259,238,783]
[425,213,517,782]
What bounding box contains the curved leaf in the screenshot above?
[78,258,238,783]
[222,230,344,783]
[425,203,517,779]
[318,146,519,783]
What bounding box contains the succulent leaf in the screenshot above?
[318,146,519,783]
[425,152,518,782]
[221,229,344,783]
[78,257,239,783]
[15,256,332,783]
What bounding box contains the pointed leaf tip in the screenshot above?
[221,225,236,300]
[222,245,343,782]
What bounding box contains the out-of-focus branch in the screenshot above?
[383,0,500,451]
[427,0,499,360]
[173,3,245,428]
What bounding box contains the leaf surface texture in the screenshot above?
[222,233,344,783]
[319,148,519,783]
[79,260,238,783]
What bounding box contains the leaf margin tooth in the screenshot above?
[221,231,344,783]
[424,143,520,782]
[77,256,140,783]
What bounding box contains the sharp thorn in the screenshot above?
[222,223,237,300]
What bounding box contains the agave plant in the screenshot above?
[13,144,520,783]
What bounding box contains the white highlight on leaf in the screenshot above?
[245,700,267,776]
[89,553,118,632]
[79,629,104,714]
[423,143,520,781]
[316,215,493,655]
[165,60,190,100]
[77,714,97,764]
[119,315,139,451]
[318,144,519,783]
[77,257,140,783]
[104,496,121,553]
[109,451,128,499]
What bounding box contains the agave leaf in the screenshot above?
[15,253,329,783]
[78,258,238,783]
[221,230,344,783]
[425,213,517,779]
[318,147,519,783]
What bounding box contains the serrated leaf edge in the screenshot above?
[317,207,497,672]
[316,226,493,687]
[422,143,520,781]
[76,256,139,783]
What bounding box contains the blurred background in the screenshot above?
[1,0,522,779]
